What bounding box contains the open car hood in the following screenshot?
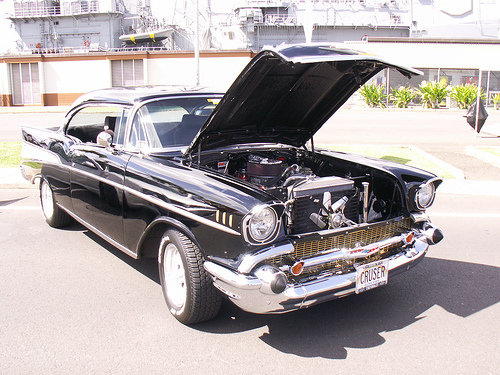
[187,44,421,154]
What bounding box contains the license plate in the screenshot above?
[355,259,389,294]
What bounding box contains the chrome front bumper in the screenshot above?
[204,230,437,314]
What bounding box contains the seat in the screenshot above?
[173,114,208,146]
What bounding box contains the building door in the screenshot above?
[111,59,144,87]
[10,62,41,105]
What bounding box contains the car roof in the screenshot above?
[71,86,224,107]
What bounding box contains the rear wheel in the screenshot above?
[40,179,72,228]
[158,229,221,324]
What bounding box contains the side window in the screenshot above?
[114,111,129,146]
[128,105,165,150]
[131,102,189,149]
[66,106,129,144]
[129,112,148,149]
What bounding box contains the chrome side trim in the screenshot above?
[122,182,240,236]
[57,203,139,259]
[237,243,294,274]
[66,165,240,236]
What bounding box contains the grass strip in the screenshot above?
[475,147,500,157]
[0,142,22,168]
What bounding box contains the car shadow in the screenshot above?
[0,197,28,206]
[194,257,500,359]
[82,229,159,284]
[76,227,500,359]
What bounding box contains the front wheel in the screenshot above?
[158,229,221,324]
[40,179,72,228]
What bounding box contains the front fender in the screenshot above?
[136,216,203,259]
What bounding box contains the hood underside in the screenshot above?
[188,44,421,154]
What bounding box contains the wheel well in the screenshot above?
[139,223,168,259]
[138,219,202,259]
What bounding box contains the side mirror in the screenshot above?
[97,131,113,147]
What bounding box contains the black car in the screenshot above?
[21,44,443,324]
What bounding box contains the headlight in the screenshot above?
[245,205,278,243]
[415,181,436,209]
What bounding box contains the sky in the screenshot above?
[0,2,20,53]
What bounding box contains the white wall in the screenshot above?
[345,41,500,71]
[43,59,111,93]
[146,56,250,90]
[0,62,10,96]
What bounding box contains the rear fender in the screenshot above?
[20,126,76,182]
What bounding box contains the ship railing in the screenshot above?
[263,14,297,25]
[11,0,124,18]
[9,46,183,56]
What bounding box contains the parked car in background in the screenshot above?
[21,44,443,324]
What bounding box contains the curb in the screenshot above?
[0,168,37,189]
[410,145,465,180]
[466,146,500,169]
[319,143,465,180]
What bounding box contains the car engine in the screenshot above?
[207,152,373,234]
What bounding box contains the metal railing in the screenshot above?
[263,14,297,25]
[11,1,124,18]
[9,46,181,56]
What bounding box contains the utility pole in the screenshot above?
[194,0,200,86]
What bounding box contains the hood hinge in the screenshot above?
[197,140,201,168]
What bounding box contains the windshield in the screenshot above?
[129,96,221,150]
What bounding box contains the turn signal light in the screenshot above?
[290,261,305,276]
[404,232,415,244]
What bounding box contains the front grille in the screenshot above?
[268,217,413,280]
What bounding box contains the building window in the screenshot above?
[111,59,144,87]
[10,62,41,105]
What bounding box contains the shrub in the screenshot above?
[359,83,387,108]
[492,93,500,110]
[450,84,485,109]
[416,79,449,109]
[389,86,417,108]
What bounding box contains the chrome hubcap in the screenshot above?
[163,243,187,310]
[41,181,54,219]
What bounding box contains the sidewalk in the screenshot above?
[0,106,69,114]
[0,168,35,189]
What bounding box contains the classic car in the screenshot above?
[21,44,443,324]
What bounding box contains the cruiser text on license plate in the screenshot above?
[355,259,389,294]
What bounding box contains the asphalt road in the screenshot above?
[0,188,499,374]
